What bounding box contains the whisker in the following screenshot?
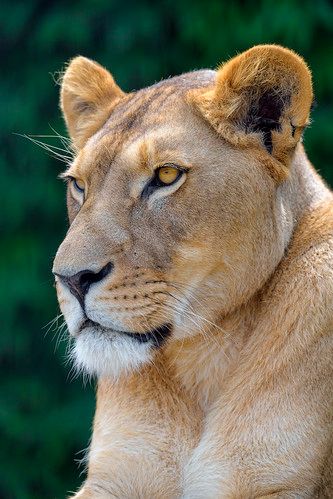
[16,133,73,164]
[151,293,232,359]
[25,136,71,154]
[48,125,73,151]
[43,313,63,337]
[157,287,229,336]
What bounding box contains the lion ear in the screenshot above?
[190,45,313,176]
[60,56,125,149]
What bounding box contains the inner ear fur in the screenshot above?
[60,56,125,149]
[189,45,313,179]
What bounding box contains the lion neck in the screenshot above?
[163,144,332,411]
[279,143,331,224]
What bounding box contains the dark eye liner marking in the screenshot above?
[73,179,84,193]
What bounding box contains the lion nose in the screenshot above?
[54,262,113,308]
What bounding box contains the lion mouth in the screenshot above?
[80,319,172,348]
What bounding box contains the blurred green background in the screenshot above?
[1,0,333,497]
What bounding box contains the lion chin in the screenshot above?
[73,322,171,379]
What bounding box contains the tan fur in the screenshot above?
[189,45,313,181]
[61,56,125,150]
[53,46,333,498]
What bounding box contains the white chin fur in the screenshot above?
[73,327,152,379]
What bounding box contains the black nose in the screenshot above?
[55,262,113,308]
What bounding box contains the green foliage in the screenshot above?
[1,1,332,497]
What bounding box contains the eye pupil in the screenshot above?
[157,166,179,185]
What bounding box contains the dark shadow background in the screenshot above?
[1,1,332,497]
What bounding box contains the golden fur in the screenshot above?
[53,45,333,497]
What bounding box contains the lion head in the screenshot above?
[53,45,312,378]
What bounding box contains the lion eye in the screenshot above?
[156,166,180,185]
[141,164,187,199]
[72,178,85,193]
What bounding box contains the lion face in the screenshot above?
[53,46,312,378]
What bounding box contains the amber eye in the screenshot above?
[141,164,186,199]
[156,165,180,185]
[72,178,85,193]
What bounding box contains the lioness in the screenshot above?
[53,45,333,498]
